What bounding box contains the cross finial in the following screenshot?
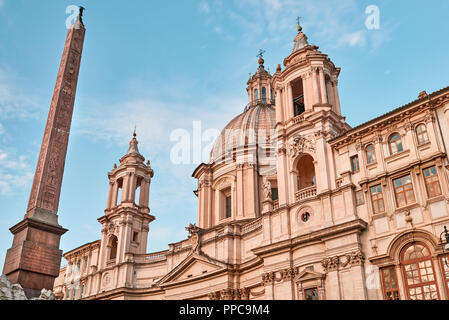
[256,49,266,60]
[133,125,137,138]
[296,16,303,32]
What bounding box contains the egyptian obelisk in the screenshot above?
[2,8,86,298]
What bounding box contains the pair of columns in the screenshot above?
[107,173,150,209]
[275,67,341,123]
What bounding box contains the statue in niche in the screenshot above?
[262,177,272,200]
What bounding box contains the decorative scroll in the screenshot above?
[321,249,365,272]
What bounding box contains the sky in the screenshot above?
[1,0,449,268]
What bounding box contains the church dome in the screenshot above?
[209,104,276,163]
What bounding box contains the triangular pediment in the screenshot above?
[295,269,325,282]
[158,253,228,286]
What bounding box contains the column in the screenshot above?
[106,182,113,209]
[276,146,289,206]
[236,165,244,217]
[318,68,328,104]
[275,87,284,124]
[128,173,137,203]
[332,81,341,114]
[312,68,320,106]
[139,180,147,207]
[141,224,149,254]
[121,175,130,203]
[326,80,334,107]
[404,121,417,160]
[110,182,119,208]
[302,75,309,111]
[287,83,294,120]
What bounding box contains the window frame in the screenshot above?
[393,174,416,208]
[423,166,442,199]
[389,133,404,155]
[380,266,401,300]
[401,242,440,300]
[366,145,377,164]
[350,155,360,173]
[416,123,429,145]
[370,184,385,214]
[355,190,364,206]
[225,195,232,219]
[304,287,319,300]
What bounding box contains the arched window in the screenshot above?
[109,236,118,261]
[389,133,403,155]
[401,243,439,300]
[416,124,429,145]
[80,284,85,299]
[296,155,316,191]
[254,89,259,101]
[366,145,376,164]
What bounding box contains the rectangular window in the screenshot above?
[355,190,364,206]
[351,155,360,173]
[225,196,232,218]
[304,287,319,300]
[271,188,279,201]
[424,166,442,198]
[366,145,376,164]
[380,266,400,300]
[393,175,415,207]
[370,185,385,214]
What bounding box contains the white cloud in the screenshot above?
[0,68,43,120]
[0,149,33,195]
[340,30,367,47]
[76,92,246,161]
[200,0,390,50]
[199,0,210,14]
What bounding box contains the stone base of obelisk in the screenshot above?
[2,217,67,298]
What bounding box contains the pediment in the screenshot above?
[158,253,228,286]
[295,269,325,282]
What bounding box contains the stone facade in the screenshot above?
[53,24,449,300]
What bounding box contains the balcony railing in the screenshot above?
[295,186,317,202]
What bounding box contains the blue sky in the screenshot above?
[1,0,449,267]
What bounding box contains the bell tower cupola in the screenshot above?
[272,18,343,125]
[246,49,274,108]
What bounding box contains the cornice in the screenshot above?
[252,219,367,257]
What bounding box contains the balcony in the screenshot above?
[295,186,317,202]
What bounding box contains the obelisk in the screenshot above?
[2,8,86,298]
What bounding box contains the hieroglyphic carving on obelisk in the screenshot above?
[25,10,86,223]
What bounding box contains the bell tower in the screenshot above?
[271,18,349,210]
[97,133,155,270]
